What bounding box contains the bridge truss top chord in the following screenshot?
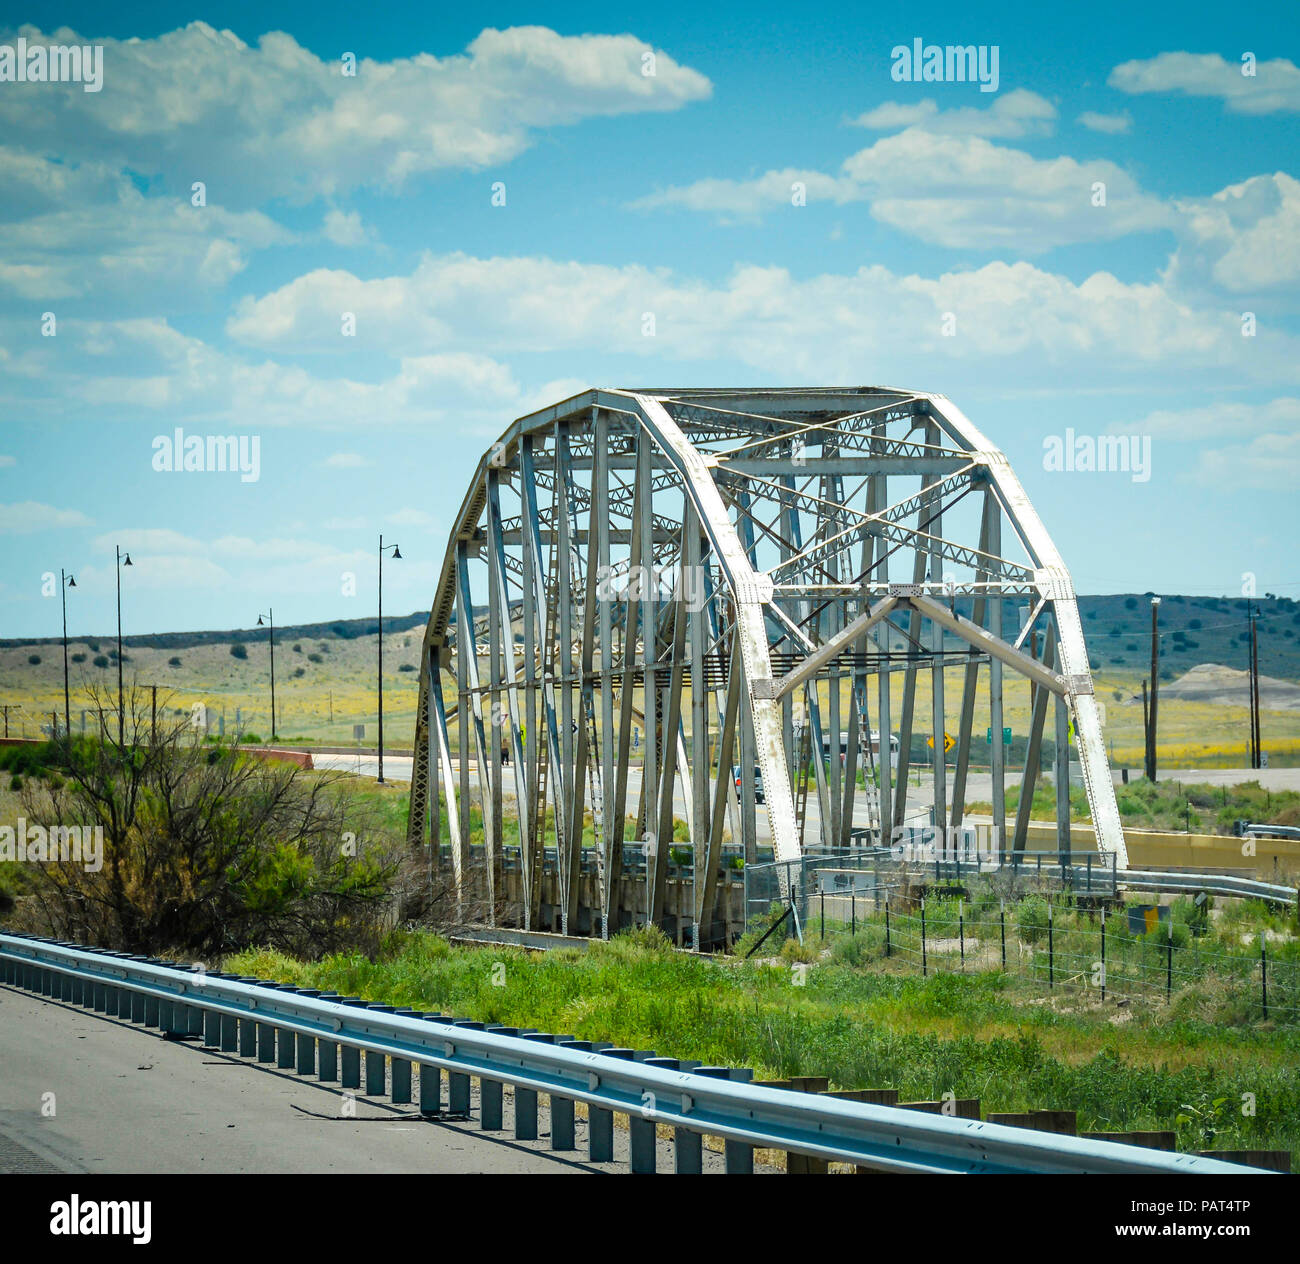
[407,387,1127,949]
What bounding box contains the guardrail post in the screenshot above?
[335,999,365,1085]
[239,1014,258,1057]
[480,1027,520,1129]
[649,1057,704,1173]
[131,988,147,1025]
[219,1008,238,1052]
[695,1067,755,1173]
[518,1033,563,1141]
[203,1007,221,1047]
[602,1049,642,1165]
[389,1009,419,1103]
[364,1005,396,1095]
[316,995,341,1081]
[554,1039,601,1149]
[448,1021,485,1116]
[418,1015,447,1115]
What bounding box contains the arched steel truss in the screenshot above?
[408,388,1127,945]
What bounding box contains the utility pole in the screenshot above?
[60,569,75,739]
[1146,596,1160,781]
[377,534,401,784]
[256,610,277,741]
[115,545,133,747]
[1248,605,1262,769]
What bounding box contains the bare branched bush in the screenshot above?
[12,686,402,958]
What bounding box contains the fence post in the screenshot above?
[1166,921,1173,1002]
[820,890,825,940]
[851,891,856,937]
[1100,909,1106,1002]
[885,897,891,958]
[959,901,965,972]
[1000,901,1006,971]
[1048,900,1054,988]
[1261,940,1268,1020]
[921,899,928,977]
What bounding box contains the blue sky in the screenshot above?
[1,0,1298,637]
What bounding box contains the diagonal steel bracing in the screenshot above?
[407,387,1129,948]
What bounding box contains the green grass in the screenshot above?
[225,925,1300,1155]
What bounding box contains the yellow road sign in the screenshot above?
[926,733,956,753]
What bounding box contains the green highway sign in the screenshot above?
[986,726,1012,745]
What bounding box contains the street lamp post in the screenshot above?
[256,610,277,741]
[60,569,76,739]
[115,546,132,746]
[377,535,401,784]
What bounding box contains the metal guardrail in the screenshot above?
[1119,869,1298,906]
[0,931,1270,1175]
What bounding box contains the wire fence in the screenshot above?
[745,849,1300,1022]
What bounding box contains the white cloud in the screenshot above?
[0,455,14,467]
[851,89,1057,138]
[1192,429,1300,489]
[0,501,91,532]
[1109,52,1300,114]
[219,250,1298,390]
[322,209,369,246]
[324,452,370,468]
[633,128,1173,250]
[0,150,291,300]
[387,508,436,527]
[1116,397,1300,441]
[1171,172,1300,292]
[1115,398,1300,492]
[1078,110,1132,134]
[0,23,711,206]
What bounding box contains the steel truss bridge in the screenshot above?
[407,388,1126,946]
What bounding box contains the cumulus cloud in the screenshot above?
[1109,52,1300,114]
[0,150,290,300]
[634,127,1172,250]
[851,89,1057,138]
[321,209,370,246]
[0,500,93,532]
[1171,172,1300,292]
[215,249,1300,390]
[0,23,712,206]
[1078,110,1132,134]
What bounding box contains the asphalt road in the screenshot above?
[0,986,599,1174]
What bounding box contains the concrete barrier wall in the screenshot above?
[1023,820,1300,876]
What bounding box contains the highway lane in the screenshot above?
[0,986,594,1174]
